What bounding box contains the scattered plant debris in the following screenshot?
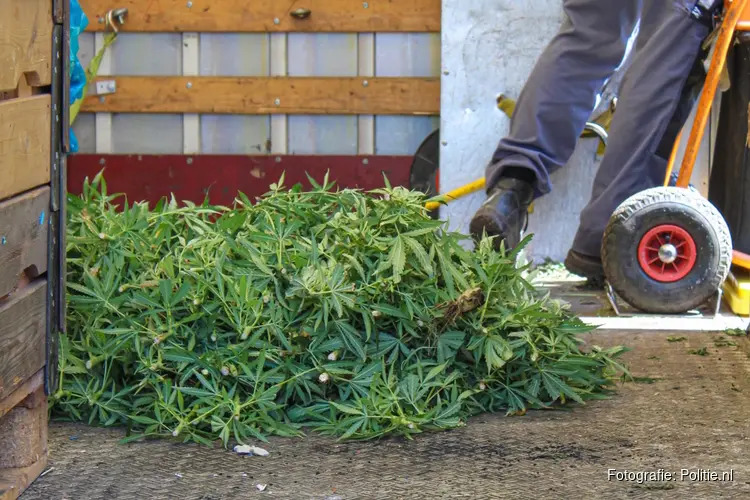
[667,336,687,343]
[630,376,661,384]
[724,328,748,337]
[688,347,710,356]
[713,336,737,348]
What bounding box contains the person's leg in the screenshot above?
[566,0,714,281]
[470,0,641,251]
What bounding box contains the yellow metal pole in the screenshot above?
[425,178,487,211]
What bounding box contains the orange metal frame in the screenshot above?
[664,0,750,269]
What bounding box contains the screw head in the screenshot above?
[99,96,106,103]
[187,157,193,165]
[363,2,369,8]
[99,158,106,165]
[274,18,280,24]
[441,141,448,146]
[274,98,281,106]
[362,158,369,165]
[362,80,369,87]
[275,156,282,163]
[187,1,192,7]
[186,82,193,89]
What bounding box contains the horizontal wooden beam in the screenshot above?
[0,279,47,404]
[79,0,440,32]
[67,154,414,208]
[0,187,50,299]
[0,96,52,201]
[81,77,440,115]
[0,0,53,93]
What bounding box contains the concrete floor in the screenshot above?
[20,281,750,500]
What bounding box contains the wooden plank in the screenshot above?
[78,0,440,33]
[0,370,43,419]
[0,279,47,403]
[0,385,47,500]
[81,77,440,115]
[0,0,54,92]
[0,187,50,299]
[0,387,47,469]
[0,96,52,201]
[0,455,47,500]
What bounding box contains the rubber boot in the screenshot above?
[564,249,605,286]
[469,177,534,252]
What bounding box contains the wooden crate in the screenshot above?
[0,0,65,498]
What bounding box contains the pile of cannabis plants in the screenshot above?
[53,172,627,446]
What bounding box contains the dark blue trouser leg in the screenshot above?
[570,1,711,257]
[485,0,642,197]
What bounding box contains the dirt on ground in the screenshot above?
[20,327,750,500]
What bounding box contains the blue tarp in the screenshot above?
[69,0,89,153]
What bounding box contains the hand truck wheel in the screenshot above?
[601,186,732,314]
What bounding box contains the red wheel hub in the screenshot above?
[637,224,697,283]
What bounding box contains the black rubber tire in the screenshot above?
[601,186,732,314]
[409,128,440,220]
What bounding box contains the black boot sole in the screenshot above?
[564,250,605,287]
[469,208,512,252]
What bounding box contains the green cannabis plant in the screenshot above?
[53,172,628,446]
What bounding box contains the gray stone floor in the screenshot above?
[20,280,750,500]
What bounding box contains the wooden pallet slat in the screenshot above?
[81,76,440,115]
[79,0,441,32]
[0,187,51,299]
[0,385,48,500]
[0,0,54,93]
[0,279,48,404]
[0,96,52,201]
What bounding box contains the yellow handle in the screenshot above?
[424,177,536,214]
[425,178,486,211]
